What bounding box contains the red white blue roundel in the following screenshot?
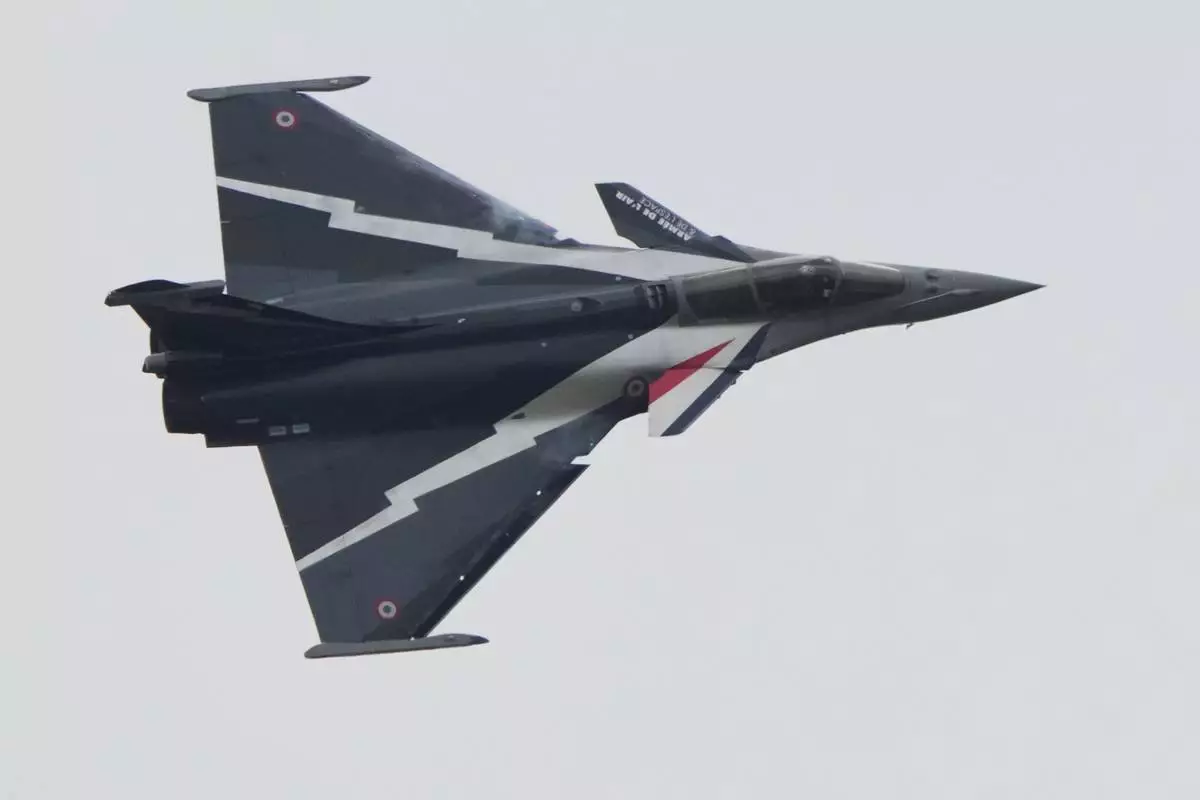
[274,109,297,129]
[376,600,398,619]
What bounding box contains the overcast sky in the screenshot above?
[6,0,1200,797]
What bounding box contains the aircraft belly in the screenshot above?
[181,327,669,445]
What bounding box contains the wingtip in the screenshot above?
[304,633,489,659]
[187,75,371,102]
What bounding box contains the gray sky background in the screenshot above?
[6,1,1199,797]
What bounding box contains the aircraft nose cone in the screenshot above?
[968,274,1044,304]
[892,268,1042,324]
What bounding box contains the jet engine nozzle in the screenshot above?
[142,351,224,377]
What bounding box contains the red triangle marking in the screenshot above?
[649,340,733,403]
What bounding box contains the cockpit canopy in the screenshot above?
[679,256,906,323]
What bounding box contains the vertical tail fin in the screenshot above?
[595,182,754,262]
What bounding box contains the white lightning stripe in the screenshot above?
[216,177,731,280]
[294,321,674,572]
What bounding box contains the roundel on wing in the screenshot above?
[376,600,398,620]
[274,109,297,129]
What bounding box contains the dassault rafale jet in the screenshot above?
[106,76,1041,658]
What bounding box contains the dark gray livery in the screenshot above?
[107,76,1041,658]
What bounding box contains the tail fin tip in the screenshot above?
[187,75,370,103]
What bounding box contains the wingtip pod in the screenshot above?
[104,279,226,307]
[186,75,370,102]
[303,633,489,659]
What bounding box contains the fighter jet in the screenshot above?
[106,76,1041,658]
